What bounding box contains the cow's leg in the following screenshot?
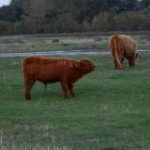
[128,59,133,67]
[24,78,35,100]
[60,81,68,99]
[114,59,122,69]
[113,59,117,69]
[68,83,76,97]
[128,53,139,67]
[121,57,124,65]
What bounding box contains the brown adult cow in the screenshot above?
[109,34,139,69]
[22,56,95,100]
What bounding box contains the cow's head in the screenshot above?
[128,52,139,66]
[73,58,95,74]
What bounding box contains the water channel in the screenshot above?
[0,50,149,58]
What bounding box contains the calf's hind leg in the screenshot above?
[68,83,76,97]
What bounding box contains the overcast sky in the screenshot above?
[0,0,11,7]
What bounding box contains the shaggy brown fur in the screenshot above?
[22,56,95,100]
[109,34,139,69]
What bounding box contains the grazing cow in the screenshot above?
[22,56,95,100]
[109,34,139,69]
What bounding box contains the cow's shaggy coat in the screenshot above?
[109,34,139,69]
[22,56,95,100]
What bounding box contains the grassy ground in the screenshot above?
[0,53,150,150]
[0,31,150,53]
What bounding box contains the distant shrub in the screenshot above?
[52,39,59,43]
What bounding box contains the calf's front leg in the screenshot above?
[24,78,35,100]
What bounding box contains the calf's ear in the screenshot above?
[73,60,81,69]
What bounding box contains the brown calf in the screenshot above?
[22,56,95,100]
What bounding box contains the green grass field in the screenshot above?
[0,31,150,53]
[0,53,150,150]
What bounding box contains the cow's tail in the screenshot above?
[110,35,122,69]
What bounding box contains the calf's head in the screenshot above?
[73,58,95,74]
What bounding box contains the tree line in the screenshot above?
[0,0,150,34]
